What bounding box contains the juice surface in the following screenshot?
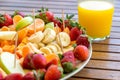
[78,1,114,38]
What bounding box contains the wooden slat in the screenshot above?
[93,38,120,45]
[92,44,120,53]
[86,60,120,70]
[92,52,120,61]
[74,68,120,79]
[68,78,92,80]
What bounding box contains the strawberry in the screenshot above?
[44,65,61,80]
[23,72,35,80]
[61,51,76,73]
[5,73,23,80]
[74,45,89,61]
[0,13,13,27]
[0,73,3,79]
[69,27,82,41]
[31,54,47,69]
[76,35,90,48]
[22,53,34,69]
[61,51,76,66]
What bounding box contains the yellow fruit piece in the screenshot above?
[13,15,23,25]
[40,47,52,55]
[45,53,59,63]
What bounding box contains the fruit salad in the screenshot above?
[0,8,90,80]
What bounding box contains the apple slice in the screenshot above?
[0,52,25,75]
[15,17,33,31]
[45,22,54,30]
[0,31,16,40]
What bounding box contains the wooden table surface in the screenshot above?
[0,0,120,80]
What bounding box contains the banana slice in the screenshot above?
[31,43,39,49]
[28,31,44,43]
[42,28,56,44]
[40,47,52,55]
[0,31,16,40]
[38,42,45,48]
[56,32,70,47]
[46,45,57,54]
[63,45,74,53]
[48,42,61,52]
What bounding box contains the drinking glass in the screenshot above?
[78,0,114,41]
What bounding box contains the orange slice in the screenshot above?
[13,15,23,25]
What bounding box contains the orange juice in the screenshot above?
[78,1,114,39]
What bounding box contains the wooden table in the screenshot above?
[0,0,120,79]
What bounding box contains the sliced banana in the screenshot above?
[28,31,44,43]
[31,43,39,49]
[56,32,70,47]
[38,42,45,48]
[63,45,74,53]
[48,42,61,52]
[42,28,56,44]
[46,45,57,54]
[40,47,52,55]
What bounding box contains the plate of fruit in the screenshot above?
[0,8,92,80]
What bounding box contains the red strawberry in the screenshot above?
[61,51,76,66]
[46,11,54,22]
[76,35,90,48]
[0,73,3,79]
[31,54,47,69]
[69,27,82,41]
[5,73,23,80]
[74,45,89,61]
[23,72,35,80]
[44,65,61,80]
[0,13,13,27]
[22,53,34,69]
[61,51,76,73]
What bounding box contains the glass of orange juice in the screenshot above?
[78,0,114,41]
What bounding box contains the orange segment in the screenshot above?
[18,28,29,43]
[45,53,59,63]
[13,15,23,25]
[54,27,62,34]
[1,26,9,31]
[27,18,45,32]
[63,27,70,34]
[22,45,32,57]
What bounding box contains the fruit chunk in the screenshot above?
[76,35,90,48]
[0,31,16,40]
[23,72,35,80]
[16,17,33,31]
[0,13,13,28]
[31,54,47,69]
[56,32,70,47]
[42,28,56,44]
[27,18,45,32]
[44,65,61,80]
[0,52,24,74]
[28,31,44,43]
[74,45,89,61]
[5,73,23,80]
[22,53,34,69]
[45,22,54,30]
[69,27,82,41]
[61,51,76,73]
[13,15,23,25]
